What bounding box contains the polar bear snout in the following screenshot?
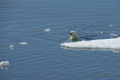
[70,33,72,35]
[70,31,77,36]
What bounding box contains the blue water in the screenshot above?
[0,0,120,80]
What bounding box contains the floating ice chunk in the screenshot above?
[19,42,28,45]
[61,38,120,53]
[45,29,51,32]
[100,31,103,34]
[61,38,120,49]
[95,31,103,34]
[109,24,114,27]
[110,34,118,37]
[0,61,10,70]
[9,45,14,49]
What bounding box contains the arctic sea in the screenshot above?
[0,0,120,80]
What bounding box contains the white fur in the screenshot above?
[70,31,80,41]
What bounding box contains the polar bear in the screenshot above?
[70,31,80,41]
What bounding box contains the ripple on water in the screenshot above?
[1,0,120,79]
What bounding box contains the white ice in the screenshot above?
[9,45,15,49]
[109,34,118,37]
[61,37,120,53]
[44,29,51,32]
[0,61,10,70]
[19,42,28,45]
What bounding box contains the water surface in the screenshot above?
[0,0,120,80]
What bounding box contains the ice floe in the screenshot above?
[61,37,120,53]
[109,24,114,27]
[100,31,104,34]
[19,42,28,45]
[44,29,51,32]
[9,45,15,50]
[95,31,104,34]
[0,61,10,70]
[110,34,118,37]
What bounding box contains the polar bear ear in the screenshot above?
[72,31,75,33]
[70,31,75,33]
[73,31,77,34]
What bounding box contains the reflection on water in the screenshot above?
[112,49,120,53]
[61,46,120,53]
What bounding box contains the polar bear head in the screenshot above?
[70,31,80,41]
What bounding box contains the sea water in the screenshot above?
[0,0,120,80]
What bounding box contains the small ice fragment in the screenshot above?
[45,29,51,32]
[0,61,10,70]
[9,45,14,49]
[109,24,114,27]
[100,31,103,34]
[110,34,118,37]
[19,42,28,45]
